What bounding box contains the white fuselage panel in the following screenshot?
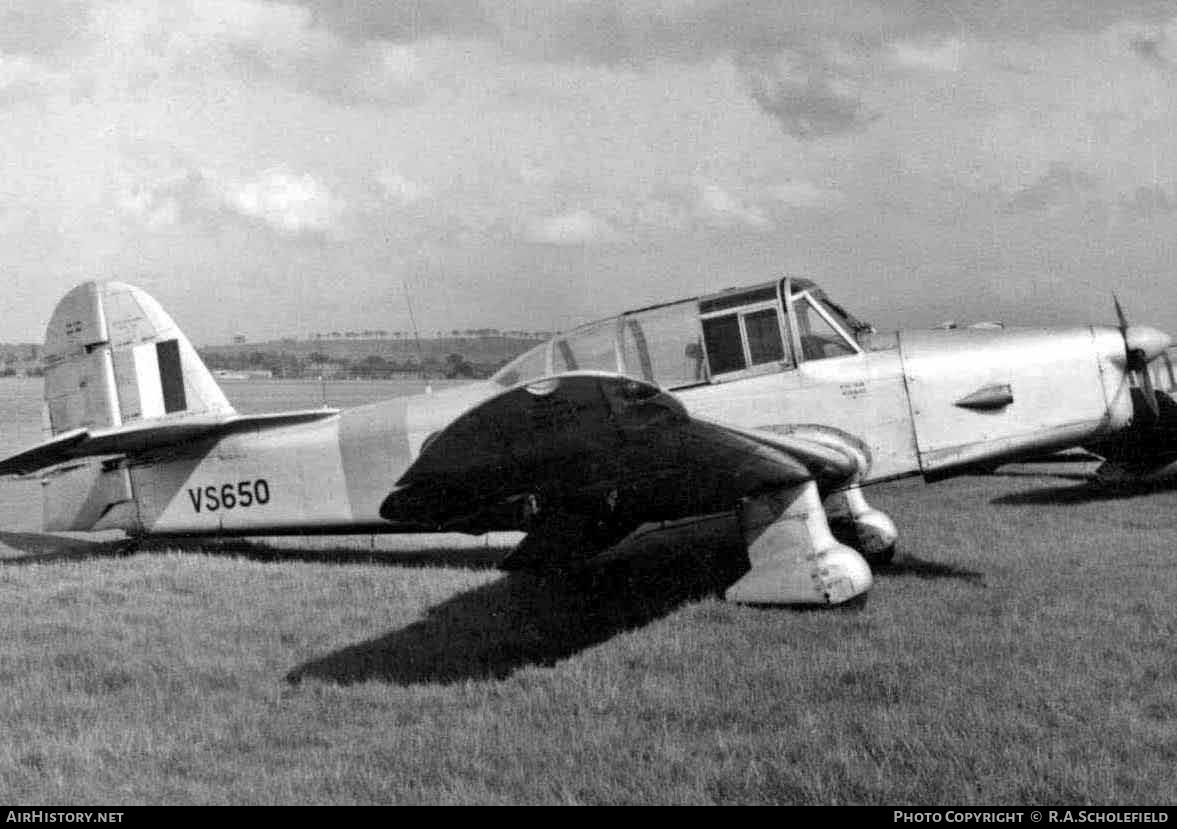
[677,348,919,481]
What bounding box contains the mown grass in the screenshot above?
[0,461,1175,804]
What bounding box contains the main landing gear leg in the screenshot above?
[824,483,898,566]
[500,511,603,574]
[725,480,873,606]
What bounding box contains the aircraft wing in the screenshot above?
[0,409,338,477]
[379,372,858,532]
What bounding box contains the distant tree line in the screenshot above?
[200,349,491,380]
[308,329,551,341]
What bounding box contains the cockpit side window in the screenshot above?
[702,314,745,374]
[699,294,793,380]
[744,308,785,364]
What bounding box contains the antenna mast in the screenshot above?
[402,277,426,380]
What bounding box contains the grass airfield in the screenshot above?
[1,379,1175,804]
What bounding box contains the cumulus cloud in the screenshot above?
[1003,163,1099,213]
[270,0,1177,146]
[113,154,346,236]
[290,0,493,44]
[525,209,617,244]
[1125,19,1177,63]
[227,34,431,106]
[768,180,843,209]
[379,171,433,205]
[223,169,345,234]
[631,197,689,231]
[117,166,207,230]
[741,49,873,139]
[0,54,68,105]
[1119,184,1174,217]
[0,0,91,56]
[71,0,433,106]
[111,149,227,229]
[290,1,1176,64]
[697,183,769,228]
[892,38,966,72]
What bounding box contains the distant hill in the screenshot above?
[201,334,541,363]
[198,335,545,379]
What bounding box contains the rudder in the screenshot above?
[43,281,234,436]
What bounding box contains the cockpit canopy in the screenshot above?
[491,277,870,390]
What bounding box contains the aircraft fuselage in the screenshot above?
[32,275,1162,538]
[682,324,1133,481]
[51,323,1137,537]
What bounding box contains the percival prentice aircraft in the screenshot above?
[1,279,1173,607]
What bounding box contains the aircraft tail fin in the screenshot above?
[42,281,234,436]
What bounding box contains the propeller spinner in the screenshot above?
[1113,295,1172,420]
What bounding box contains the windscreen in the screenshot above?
[794,294,857,360]
[491,343,549,388]
[553,320,620,373]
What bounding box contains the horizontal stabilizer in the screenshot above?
[0,409,338,476]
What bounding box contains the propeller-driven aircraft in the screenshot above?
[1,279,1173,606]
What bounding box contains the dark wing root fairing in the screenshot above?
[378,373,859,541]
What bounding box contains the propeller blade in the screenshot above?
[1113,293,1129,333]
[1139,359,1160,420]
[1112,297,1171,421]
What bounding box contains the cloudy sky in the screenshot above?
[2,0,1177,343]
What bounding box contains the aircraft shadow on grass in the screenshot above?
[0,531,508,571]
[0,531,131,565]
[876,553,985,585]
[286,518,750,687]
[2,523,984,688]
[990,479,1177,507]
[983,470,1093,483]
[183,538,508,571]
[286,520,987,687]
[984,452,1177,504]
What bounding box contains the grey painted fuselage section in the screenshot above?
[120,386,482,535]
